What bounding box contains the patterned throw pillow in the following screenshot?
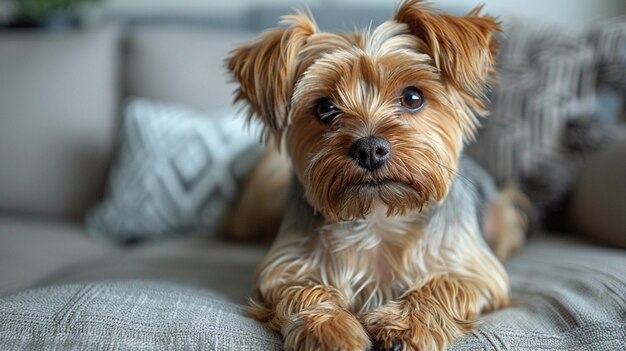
[467,20,626,231]
[86,99,263,242]
[466,21,597,185]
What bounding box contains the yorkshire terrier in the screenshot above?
[227,1,528,350]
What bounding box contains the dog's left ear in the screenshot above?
[395,0,501,98]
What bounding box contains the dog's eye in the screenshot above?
[399,87,425,111]
[315,98,341,123]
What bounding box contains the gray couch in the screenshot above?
[1,12,625,351]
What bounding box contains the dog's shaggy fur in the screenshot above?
[227,1,528,350]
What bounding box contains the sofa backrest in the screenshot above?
[0,22,255,220]
[0,26,121,219]
[123,25,254,113]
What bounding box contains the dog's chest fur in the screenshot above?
[265,160,488,314]
[314,205,430,313]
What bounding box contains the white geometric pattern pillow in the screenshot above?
[86,98,263,242]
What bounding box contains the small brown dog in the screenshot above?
[227,1,528,350]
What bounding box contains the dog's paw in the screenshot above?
[362,299,470,351]
[282,303,371,351]
[362,302,415,351]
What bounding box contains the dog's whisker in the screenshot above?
[432,159,476,187]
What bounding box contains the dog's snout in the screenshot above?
[349,136,391,171]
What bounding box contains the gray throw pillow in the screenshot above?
[466,21,597,185]
[86,98,263,242]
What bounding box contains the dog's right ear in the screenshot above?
[227,12,317,142]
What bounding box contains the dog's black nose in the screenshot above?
[349,136,391,171]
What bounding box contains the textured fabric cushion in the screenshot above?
[0,281,281,351]
[46,236,267,304]
[467,21,597,185]
[125,26,254,113]
[589,17,626,99]
[0,236,624,350]
[0,215,115,296]
[451,236,626,350]
[0,26,121,218]
[569,142,626,249]
[86,99,262,242]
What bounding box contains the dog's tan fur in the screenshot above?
[483,186,530,261]
[222,149,290,242]
[227,1,523,350]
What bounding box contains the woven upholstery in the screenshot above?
[1,236,624,350]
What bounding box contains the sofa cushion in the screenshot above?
[452,235,626,350]
[0,236,624,350]
[569,141,626,249]
[0,281,281,351]
[86,99,263,243]
[44,236,267,304]
[0,26,121,219]
[125,26,254,112]
[0,215,116,296]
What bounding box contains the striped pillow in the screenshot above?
[467,21,598,185]
[467,19,626,229]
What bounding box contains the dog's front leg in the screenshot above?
[362,276,502,351]
[250,282,371,351]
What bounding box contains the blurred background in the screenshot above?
[1,0,626,28]
[0,0,625,304]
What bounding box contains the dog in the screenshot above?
[227,1,528,350]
